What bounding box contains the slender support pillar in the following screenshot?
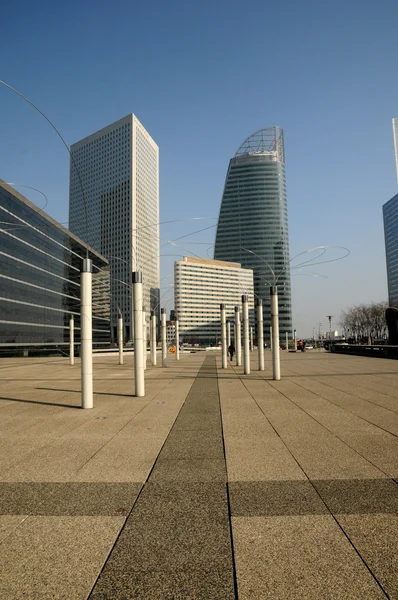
[118,312,123,365]
[294,329,297,351]
[150,311,157,366]
[235,306,241,366]
[69,315,74,366]
[132,272,145,396]
[227,320,231,348]
[143,306,147,371]
[270,326,273,351]
[286,331,289,352]
[250,326,254,351]
[175,318,180,360]
[220,304,227,368]
[161,308,167,367]
[81,259,93,409]
[271,286,281,381]
[256,299,264,371]
[242,295,250,375]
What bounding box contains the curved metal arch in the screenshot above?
[234,126,284,163]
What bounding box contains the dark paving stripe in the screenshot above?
[230,479,398,516]
[1,478,396,518]
[89,356,236,600]
[0,482,142,516]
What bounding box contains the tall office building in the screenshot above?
[214,127,292,338]
[383,193,398,307]
[174,256,254,344]
[69,114,160,342]
[393,118,398,183]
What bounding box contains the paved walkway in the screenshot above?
[0,350,397,599]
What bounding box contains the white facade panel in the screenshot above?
[174,257,254,343]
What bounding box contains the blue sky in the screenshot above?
[1,0,397,336]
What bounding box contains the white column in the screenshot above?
[271,286,281,381]
[256,299,264,371]
[270,325,273,351]
[143,306,147,371]
[227,320,231,348]
[118,311,123,365]
[150,311,157,366]
[132,271,145,397]
[250,326,254,351]
[294,329,297,351]
[161,308,167,367]
[175,318,180,360]
[235,306,241,367]
[242,295,250,375]
[220,304,227,369]
[69,314,74,366]
[286,331,289,352]
[81,258,93,409]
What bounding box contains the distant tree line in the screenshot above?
[340,302,388,342]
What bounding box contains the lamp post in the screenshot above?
[242,295,250,375]
[118,311,123,365]
[270,286,280,380]
[256,298,264,371]
[235,306,241,366]
[175,317,180,360]
[132,272,145,397]
[150,310,157,366]
[81,259,93,409]
[220,304,227,369]
[161,308,167,367]
[69,315,74,366]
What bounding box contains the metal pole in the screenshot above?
[294,329,297,352]
[227,320,231,348]
[235,306,241,366]
[271,286,280,381]
[69,315,74,366]
[250,326,253,351]
[161,308,167,367]
[132,272,145,397]
[286,331,289,352]
[242,295,250,375]
[256,299,264,371]
[81,258,93,409]
[150,310,157,366]
[220,304,227,368]
[118,311,123,365]
[143,306,147,371]
[270,325,272,351]
[175,318,180,360]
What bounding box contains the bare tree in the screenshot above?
[340,302,388,342]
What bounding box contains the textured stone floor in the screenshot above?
[0,350,397,599]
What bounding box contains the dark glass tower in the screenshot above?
[214,127,292,338]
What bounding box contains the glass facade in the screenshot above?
[214,127,292,339]
[383,193,398,307]
[69,114,160,343]
[0,181,110,354]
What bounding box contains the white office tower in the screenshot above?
[69,114,160,342]
[174,257,254,344]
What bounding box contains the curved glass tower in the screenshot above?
[214,127,292,339]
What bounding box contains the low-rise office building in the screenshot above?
[174,256,254,344]
[0,180,110,355]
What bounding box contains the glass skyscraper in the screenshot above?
[214,127,292,338]
[383,193,398,307]
[69,114,160,343]
[0,180,110,355]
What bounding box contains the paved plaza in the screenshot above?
[0,350,397,599]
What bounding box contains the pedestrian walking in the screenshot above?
[228,342,235,361]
